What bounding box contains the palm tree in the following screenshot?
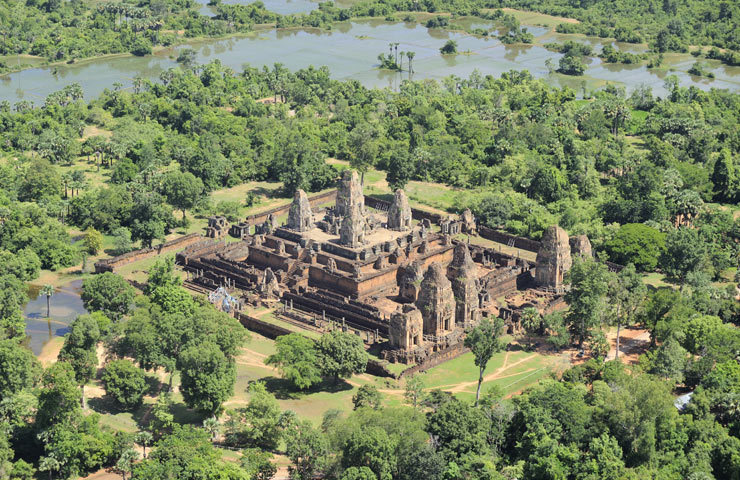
[135,431,153,459]
[399,51,404,71]
[203,417,220,441]
[406,51,415,74]
[39,456,61,480]
[41,284,54,318]
[114,449,139,480]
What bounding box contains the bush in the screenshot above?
[130,37,153,56]
[101,359,148,409]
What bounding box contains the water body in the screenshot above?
[1,17,739,104]
[23,280,88,355]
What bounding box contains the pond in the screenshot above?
[1,17,738,105]
[23,280,88,355]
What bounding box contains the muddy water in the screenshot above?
[23,280,88,355]
[0,17,738,105]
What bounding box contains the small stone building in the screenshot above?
[389,304,423,352]
[535,225,572,290]
[569,234,592,258]
[206,216,229,239]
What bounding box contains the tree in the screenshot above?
[241,448,277,480]
[558,55,586,75]
[38,456,61,480]
[608,264,647,360]
[135,431,153,459]
[0,339,42,399]
[101,359,148,410]
[114,448,139,480]
[341,467,376,480]
[711,148,736,202]
[81,272,136,321]
[36,362,82,431]
[565,257,609,349]
[148,393,174,439]
[40,284,54,318]
[0,274,27,341]
[111,227,133,255]
[352,384,381,410]
[203,417,220,441]
[440,40,458,54]
[265,333,321,390]
[133,425,247,480]
[160,170,204,219]
[426,396,490,460]
[224,382,282,449]
[316,331,368,384]
[404,374,426,410]
[178,341,236,415]
[520,307,541,349]
[464,317,506,406]
[406,51,415,73]
[661,227,706,283]
[58,314,101,407]
[604,223,665,272]
[285,420,327,480]
[83,227,103,255]
[348,124,378,185]
[341,427,396,480]
[648,336,687,382]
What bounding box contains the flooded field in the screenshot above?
[1,17,738,104]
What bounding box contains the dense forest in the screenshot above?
[1,0,739,71]
[0,57,739,478]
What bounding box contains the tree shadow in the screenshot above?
[258,375,353,400]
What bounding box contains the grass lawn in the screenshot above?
[498,8,580,27]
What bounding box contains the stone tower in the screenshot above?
[287,189,313,232]
[569,234,592,258]
[535,225,572,290]
[387,189,412,231]
[389,304,424,352]
[399,260,423,302]
[339,207,366,248]
[336,169,364,218]
[448,243,480,328]
[416,263,456,336]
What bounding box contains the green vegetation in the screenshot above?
[500,0,740,59]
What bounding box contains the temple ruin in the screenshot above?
[535,225,572,291]
[176,170,593,367]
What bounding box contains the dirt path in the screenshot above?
[446,354,538,393]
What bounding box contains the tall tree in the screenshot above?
[160,170,204,219]
[285,420,327,480]
[58,314,101,407]
[81,272,136,321]
[565,257,609,349]
[464,317,506,406]
[265,333,321,390]
[316,331,368,384]
[608,264,647,360]
[178,341,236,415]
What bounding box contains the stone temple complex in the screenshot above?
[177,169,601,365]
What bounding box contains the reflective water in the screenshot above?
[23,280,87,355]
[1,18,738,105]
